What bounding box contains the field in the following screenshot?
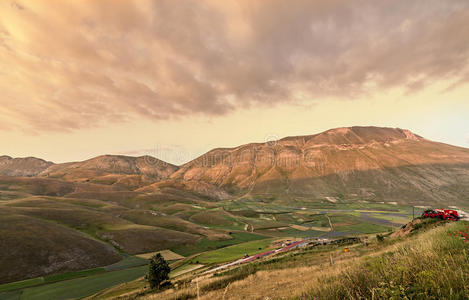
[187,238,275,265]
[169,264,205,278]
[18,266,147,300]
[0,256,148,298]
[171,231,268,256]
[136,250,184,260]
[0,278,44,294]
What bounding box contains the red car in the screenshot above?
[422,209,459,221]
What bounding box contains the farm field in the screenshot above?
[170,264,205,278]
[0,256,148,298]
[136,250,184,260]
[187,238,276,265]
[19,266,147,300]
[0,266,148,300]
[170,231,268,256]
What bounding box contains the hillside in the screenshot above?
[0,156,53,177]
[172,127,469,206]
[38,155,178,190]
[0,210,122,283]
[82,219,469,299]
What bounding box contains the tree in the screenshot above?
[376,234,384,242]
[147,253,170,289]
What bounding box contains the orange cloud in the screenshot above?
[1,0,469,132]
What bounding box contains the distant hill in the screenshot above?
[40,155,177,184]
[0,156,53,177]
[171,126,469,206]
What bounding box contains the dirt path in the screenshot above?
[326,214,333,231]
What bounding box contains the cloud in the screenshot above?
[1,0,469,132]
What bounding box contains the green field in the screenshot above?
[0,278,44,294]
[172,231,268,256]
[188,238,275,264]
[18,266,147,300]
[104,255,148,272]
[43,268,106,283]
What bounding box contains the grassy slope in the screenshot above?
[0,212,121,284]
[144,220,468,300]
[311,221,469,299]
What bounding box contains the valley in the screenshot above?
[1,127,468,299]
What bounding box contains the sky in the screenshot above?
[1,0,469,165]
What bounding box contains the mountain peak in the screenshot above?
[280,126,423,145]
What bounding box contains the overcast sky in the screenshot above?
[1,0,469,165]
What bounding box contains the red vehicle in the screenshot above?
[422,209,459,221]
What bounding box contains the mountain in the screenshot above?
[38,155,178,189]
[0,156,54,177]
[171,126,469,206]
[3,127,469,206]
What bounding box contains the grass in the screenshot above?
[137,250,184,260]
[104,255,148,272]
[336,222,392,234]
[0,257,145,296]
[86,278,147,300]
[0,278,44,293]
[170,264,205,278]
[308,221,469,299]
[43,268,106,283]
[0,256,148,300]
[0,212,121,284]
[171,231,267,256]
[19,265,147,300]
[0,290,22,300]
[144,220,468,300]
[188,238,275,264]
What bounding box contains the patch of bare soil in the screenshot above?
[391,219,421,238]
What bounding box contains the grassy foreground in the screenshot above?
[308,221,469,299]
[143,220,468,299]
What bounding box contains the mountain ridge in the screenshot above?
[2,126,469,206]
[169,126,469,205]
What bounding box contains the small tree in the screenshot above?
[147,253,170,289]
[376,234,384,243]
